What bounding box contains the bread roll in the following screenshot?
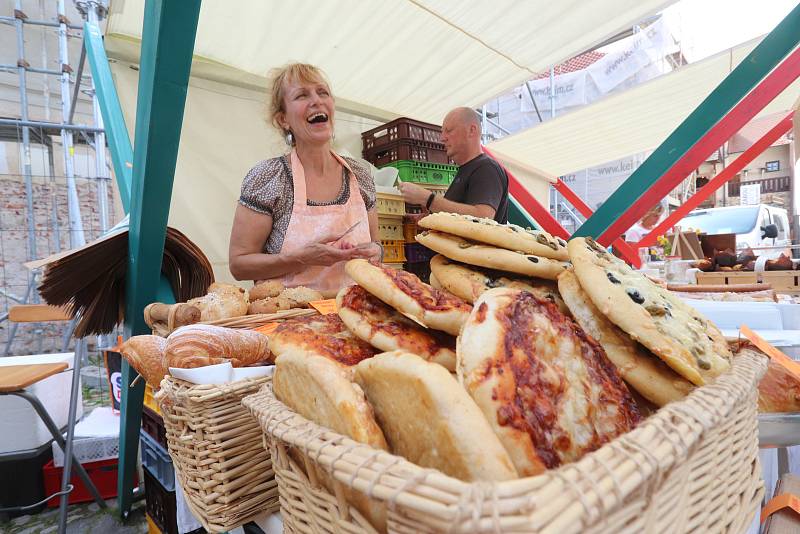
[247,295,306,315]
[279,286,323,305]
[759,358,800,413]
[165,324,272,368]
[119,335,168,388]
[188,283,248,321]
[250,280,284,301]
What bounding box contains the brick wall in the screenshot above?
[0,166,117,355]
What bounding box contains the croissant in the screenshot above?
[165,324,272,368]
[119,335,168,388]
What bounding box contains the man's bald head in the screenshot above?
[445,107,482,133]
[441,107,483,165]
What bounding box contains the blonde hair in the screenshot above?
[266,63,332,136]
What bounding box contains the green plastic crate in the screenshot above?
[383,160,458,185]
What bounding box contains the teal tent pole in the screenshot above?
[83,21,134,213]
[116,0,202,518]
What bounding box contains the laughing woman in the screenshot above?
[229,63,381,297]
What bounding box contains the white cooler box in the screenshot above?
[0,353,83,454]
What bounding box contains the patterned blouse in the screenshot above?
[238,154,376,254]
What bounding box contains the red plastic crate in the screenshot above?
[142,405,168,450]
[42,457,134,507]
[361,117,443,151]
[363,139,451,166]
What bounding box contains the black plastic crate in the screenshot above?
[0,441,53,519]
[404,243,436,264]
[142,405,167,450]
[361,117,443,151]
[143,465,178,534]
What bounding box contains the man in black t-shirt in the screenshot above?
[399,107,509,223]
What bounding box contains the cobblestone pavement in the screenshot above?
[1,498,148,534]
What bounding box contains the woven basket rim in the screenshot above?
[157,374,271,406]
[244,349,767,525]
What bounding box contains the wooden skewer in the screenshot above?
[130,374,142,388]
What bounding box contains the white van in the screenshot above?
[678,205,791,259]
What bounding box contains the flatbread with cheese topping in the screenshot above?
[336,285,456,371]
[417,230,569,280]
[568,237,731,386]
[345,259,471,336]
[269,314,378,375]
[557,269,694,406]
[418,211,569,260]
[458,288,641,476]
[429,254,569,314]
[355,351,518,481]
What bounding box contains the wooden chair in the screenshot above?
[1,305,105,530]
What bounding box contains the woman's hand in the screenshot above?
[293,232,374,267]
[352,241,382,262]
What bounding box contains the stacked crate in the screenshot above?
[141,384,196,534]
[363,118,458,281]
[375,190,406,267]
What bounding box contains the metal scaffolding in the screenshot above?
[0,0,111,355]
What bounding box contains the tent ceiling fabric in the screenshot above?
[106,0,673,123]
[488,36,800,176]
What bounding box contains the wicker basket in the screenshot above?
[156,376,280,532]
[243,350,767,533]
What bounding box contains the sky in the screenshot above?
[662,0,798,62]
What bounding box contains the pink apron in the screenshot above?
[276,149,370,296]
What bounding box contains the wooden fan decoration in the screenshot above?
[32,224,213,337]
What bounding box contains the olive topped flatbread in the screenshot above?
[345,259,471,336]
[458,288,640,476]
[336,285,456,371]
[429,254,569,314]
[417,230,569,280]
[557,269,694,407]
[567,237,731,386]
[418,211,569,260]
[269,314,378,372]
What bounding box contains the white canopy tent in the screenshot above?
[488,36,800,176]
[104,0,676,281]
[103,0,798,283]
[106,0,674,121]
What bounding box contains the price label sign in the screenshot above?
[254,322,279,335]
[309,299,338,315]
[740,324,800,378]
